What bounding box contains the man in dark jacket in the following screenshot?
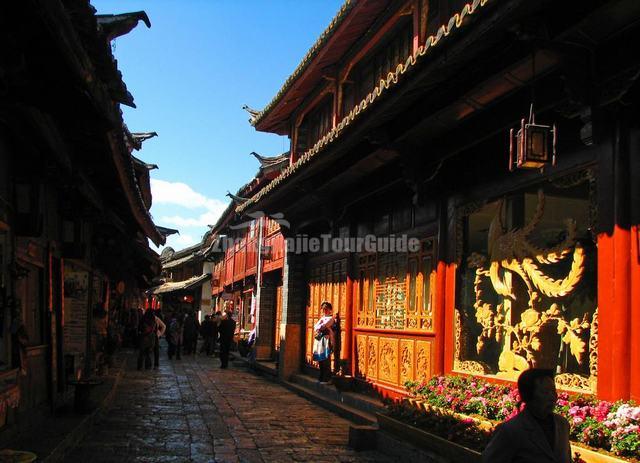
[482,368,572,463]
[218,308,236,369]
[199,315,214,356]
[182,312,200,355]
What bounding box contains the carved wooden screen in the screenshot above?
[353,240,436,390]
[355,240,435,332]
[305,258,348,365]
[454,171,598,392]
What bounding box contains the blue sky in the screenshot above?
[91,0,343,250]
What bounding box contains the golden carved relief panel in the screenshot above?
[355,334,433,388]
[400,339,415,384]
[378,337,399,384]
[356,334,367,377]
[454,175,597,391]
[367,336,378,379]
[416,340,432,382]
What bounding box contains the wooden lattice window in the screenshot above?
[355,239,435,332]
[342,19,413,115]
[296,96,333,155]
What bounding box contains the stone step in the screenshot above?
[281,378,378,426]
[289,372,386,417]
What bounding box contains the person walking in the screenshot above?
[218,307,236,369]
[182,312,200,355]
[199,315,214,356]
[137,309,157,370]
[312,301,335,384]
[482,368,572,463]
[211,311,221,354]
[153,312,166,369]
[167,313,183,360]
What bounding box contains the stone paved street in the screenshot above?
[68,348,393,463]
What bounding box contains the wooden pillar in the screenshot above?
[344,273,353,375]
[443,262,457,374]
[628,125,640,401]
[631,223,640,401]
[597,110,635,401]
[255,275,277,360]
[278,249,307,380]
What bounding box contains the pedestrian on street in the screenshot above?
[212,311,221,353]
[200,314,214,356]
[218,307,236,369]
[246,326,257,362]
[167,312,183,360]
[137,309,157,370]
[182,312,200,355]
[482,368,571,463]
[312,301,335,384]
[153,311,166,369]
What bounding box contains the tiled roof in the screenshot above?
[238,0,492,214]
[162,253,198,270]
[249,0,355,127]
[150,273,211,295]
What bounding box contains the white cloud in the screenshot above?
[160,210,226,228]
[151,179,227,228]
[151,179,227,212]
[174,234,197,247]
[150,178,229,252]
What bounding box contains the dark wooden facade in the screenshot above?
[0,0,163,433]
[239,0,640,401]
[205,156,288,359]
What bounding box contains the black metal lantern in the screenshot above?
[509,105,557,171]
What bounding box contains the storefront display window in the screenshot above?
[454,171,597,391]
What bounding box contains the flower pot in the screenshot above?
[377,413,482,463]
[571,444,633,463]
[405,397,420,409]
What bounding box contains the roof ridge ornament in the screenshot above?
[97,11,151,42]
[242,105,261,124]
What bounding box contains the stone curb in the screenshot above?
[42,353,129,463]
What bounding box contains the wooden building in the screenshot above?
[151,243,212,317]
[236,0,640,401]
[206,152,288,360]
[0,1,164,433]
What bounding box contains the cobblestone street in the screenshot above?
[68,349,392,463]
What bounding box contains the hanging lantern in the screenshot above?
[509,104,557,171]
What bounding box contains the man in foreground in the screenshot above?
[482,368,572,463]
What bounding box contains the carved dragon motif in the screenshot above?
[468,190,591,376]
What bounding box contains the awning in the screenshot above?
[149,273,210,295]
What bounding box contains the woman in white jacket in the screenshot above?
[312,301,335,384]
